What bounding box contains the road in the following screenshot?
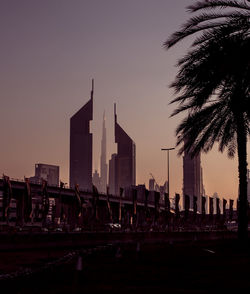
[0,238,249,293]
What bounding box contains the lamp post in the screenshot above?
[161,147,175,198]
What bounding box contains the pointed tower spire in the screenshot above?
[70,79,93,191]
[102,110,106,134]
[91,78,94,100]
[114,103,117,124]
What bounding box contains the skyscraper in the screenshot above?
[30,163,59,186]
[69,80,93,191]
[247,169,250,204]
[108,153,117,195]
[92,169,101,191]
[112,104,136,195]
[149,178,155,191]
[183,147,203,212]
[99,112,108,193]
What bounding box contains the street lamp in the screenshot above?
[161,147,175,198]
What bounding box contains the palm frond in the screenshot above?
[175,102,225,153]
[164,21,226,48]
[226,139,237,158]
[188,0,250,13]
[192,16,250,45]
[181,11,248,31]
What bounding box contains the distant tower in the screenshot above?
[108,153,117,195]
[100,112,108,193]
[92,169,101,191]
[183,145,203,212]
[113,103,136,195]
[149,178,155,191]
[69,80,93,191]
[30,163,59,186]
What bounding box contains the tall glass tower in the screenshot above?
[70,80,93,191]
[100,112,108,193]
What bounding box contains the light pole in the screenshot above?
[161,147,175,198]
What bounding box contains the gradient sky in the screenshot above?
[1,0,248,202]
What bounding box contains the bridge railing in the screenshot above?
[0,178,242,232]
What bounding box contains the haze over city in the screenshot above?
[1,0,248,200]
[0,1,250,293]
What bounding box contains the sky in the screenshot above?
[0,0,248,201]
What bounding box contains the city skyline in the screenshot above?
[0,0,248,200]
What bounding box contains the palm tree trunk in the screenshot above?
[236,118,248,241]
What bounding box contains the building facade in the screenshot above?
[69,80,93,191]
[30,163,59,186]
[111,104,136,195]
[108,153,117,195]
[183,148,203,212]
[149,178,155,191]
[92,170,101,191]
[99,112,108,193]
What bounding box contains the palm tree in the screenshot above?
[164,1,250,240]
[164,0,250,49]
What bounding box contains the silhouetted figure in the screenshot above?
[209,197,214,221]
[164,192,170,214]
[119,187,123,224]
[72,184,82,231]
[2,175,12,223]
[216,198,221,220]
[223,199,227,219]
[24,177,32,223]
[154,191,160,225]
[229,199,234,221]
[115,246,122,259]
[132,189,137,227]
[184,194,190,219]
[202,196,206,218]
[175,193,180,218]
[41,180,49,229]
[145,189,150,222]
[193,195,198,217]
[59,181,66,223]
[106,186,113,222]
[92,185,99,222]
[163,192,170,231]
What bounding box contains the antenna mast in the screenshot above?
[91,78,94,100]
[114,103,117,123]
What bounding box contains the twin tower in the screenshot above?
[69,80,136,194]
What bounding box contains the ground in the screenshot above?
[0,239,249,293]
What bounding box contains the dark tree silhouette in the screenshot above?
[164,0,250,49]
[164,0,250,240]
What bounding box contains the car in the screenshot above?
[105,223,121,230]
[226,221,237,231]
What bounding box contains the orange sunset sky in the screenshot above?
[0,0,249,202]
